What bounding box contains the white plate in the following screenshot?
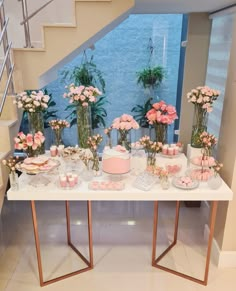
[172,177,199,190]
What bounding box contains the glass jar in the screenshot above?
[9,171,19,191]
[207,174,222,190]
[117,130,131,151]
[160,176,170,190]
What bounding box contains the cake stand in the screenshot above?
[16,159,61,187]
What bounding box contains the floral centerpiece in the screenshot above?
[139,135,162,166]
[112,114,139,150]
[63,84,102,148]
[146,165,169,189]
[2,156,20,190]
[199,131,217,157]
[49,119,70,146]
[87,134,103,175]
[187,86,220,147]
[14,90,50,154]
[14,131,45,157]
[146,100,178,144]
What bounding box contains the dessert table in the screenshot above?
[7,154,233,287]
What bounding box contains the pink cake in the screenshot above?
[102,147,130,174]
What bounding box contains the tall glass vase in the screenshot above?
[154,123,167,144]
[117,130,131,151]
[28,112,45,154]
[147,152,156,167]
[77,105,92,148]
[53,128,63,146]
[191,105,208,148]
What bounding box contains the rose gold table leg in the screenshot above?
[87,201,94,268]
[31,201,44,286]
[31,200,93,287]
[152,200,218,286]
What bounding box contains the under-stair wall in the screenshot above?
[13,0,134,90]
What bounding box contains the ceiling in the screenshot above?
[134,0,236,14]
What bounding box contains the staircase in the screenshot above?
[13,0,134,90]
[0,0,134,213]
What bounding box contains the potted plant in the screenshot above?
[62,51,108,130]
[137,66,165,89]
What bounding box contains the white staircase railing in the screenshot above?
[0,0,15,116]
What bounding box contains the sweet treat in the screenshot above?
[59,177,67,187]
[162,144,180,156]
[190,169,213,181]
[177,176,193,187]
[102,146,130,174]
[50,146,57,157]
[21,164,39,172]
[191,156,215,167]
[89,181,124,191]
[166,164,181,175]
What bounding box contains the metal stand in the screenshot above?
[152,201,218,286]
[31,201,93,287]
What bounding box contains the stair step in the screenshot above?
[0,119,18,128]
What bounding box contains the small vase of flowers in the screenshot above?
[139,135,162,167]
[49,119,70,146]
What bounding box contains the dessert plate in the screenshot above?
[172,176,199,190]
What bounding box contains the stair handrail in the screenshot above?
[18,0,55,48]
[0,0,15,116]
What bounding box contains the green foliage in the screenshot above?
[137,66,165,89]
[62,51,107,128]
[131,98,153,128]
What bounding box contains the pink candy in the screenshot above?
[59,173,79,188]
[90,181,123,191]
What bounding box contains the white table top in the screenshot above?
[7,154,233,202]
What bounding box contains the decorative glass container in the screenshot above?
[77,105,92,148]
[9,171,19,191]
[28,111,45,154]
[53,128,63,146]
[160,176,170,190]
[191,105,208,148]
[154,123,167,144]
[207,174,222,190]
[92,154,101,176]
[147,152,156,167]
[117,130,131,151]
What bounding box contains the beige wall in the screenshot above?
[179,13,211,152]
[5,0,74,48]
[214,15,236,250]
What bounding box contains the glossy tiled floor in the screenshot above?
[0,199,236,291]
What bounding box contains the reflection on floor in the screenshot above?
[0,199,235,291]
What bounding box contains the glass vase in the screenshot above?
[92,154,101,176]
[53,128,63,146]
[147,152,156,167]
[28,111,45,154]
[77,105,92,148]
[9,171,19,191]
[207,174,222,190]
[117,130,131,151]
[160,176,170,190]
[191,105,208,148]
[154,123,167,144]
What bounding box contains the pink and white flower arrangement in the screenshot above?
[199,131,217,154]
[112,114,139,131]
[211,160,223,177]
[87,134,103,152]
[139,135,162,166]
[146,100,178,125]
[14,131,45,153]
[14,91,50,112]
[187,86,220,113]
[2,156,19,173]
[49,119,70,130]
[63,84,102,106]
